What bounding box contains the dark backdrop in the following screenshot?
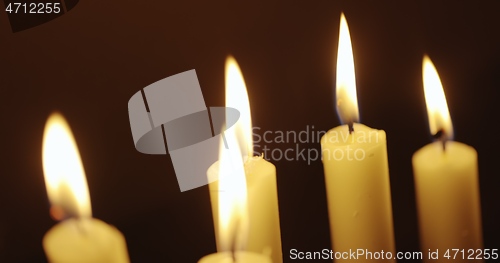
[1,0,499,262]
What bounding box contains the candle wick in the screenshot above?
[230,240,236,263]
[231,250,236,263]
[230,217,240,263]
[348,122,354,134]
[432,129,447,152]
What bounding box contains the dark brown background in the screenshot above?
[1,0,499,262]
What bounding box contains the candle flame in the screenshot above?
[225,55,253,158]
[336,13,359,125]
[42,112,91,219]
[422,55,454,140]
[217,127,249,252]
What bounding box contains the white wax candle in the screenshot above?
[413,141,483,262]
[208,155,282,263]
[198,251,272,263]
[43,218,129,263]
[321,123,395,260]
[206,55,282,262]
[320,13,395,260]
[413,55,483,263]
[41,113,130,263]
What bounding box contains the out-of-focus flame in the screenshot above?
[422,55,454,140]
[217,127,249,252]
[225,55,253,158]
[42,112,91,219]
[336,13,359,125]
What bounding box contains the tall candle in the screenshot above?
[321,13,395,261]
[207,56,282,263]
[208,156,279,260]
[413,56,482,262]
[200,124,272,263]
[42,113,129,263]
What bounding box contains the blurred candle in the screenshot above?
[200,123,271,263]
[320,13,395,261]
[413,56,483,262]
[207,56,282,263]
[199,252,271,263]
[42,113,129,263]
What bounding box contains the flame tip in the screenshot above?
[225,55,253,158]
[423,55,433,66]
[340,13,348,25]
[225,55,236,62]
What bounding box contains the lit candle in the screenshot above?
[42,113,129,263]
[199,122,271,263]
[413,55,483,262]
[207,56,282,263]
[199,252,271,263]
[320,13,395,260]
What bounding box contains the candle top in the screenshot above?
[198,251,272,263]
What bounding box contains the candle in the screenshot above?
[200,124,272,263]
[42,113,129,263]
[207,56,282,263]
[320,13,395,260]
[413,56,483,262]
[199,252,272,263]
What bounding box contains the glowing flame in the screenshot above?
[422,55,454,140]
[336,13,359,125]
[225,55,253,158]
[42,113,91,219]
[217,127,249,252]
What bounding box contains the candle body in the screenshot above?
[321,123,395,262]
[413,141,482,263]
[43,218,129,263]
[198,251,272,263]
[208,156,282,263]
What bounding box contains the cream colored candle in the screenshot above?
[44,218,129,263]
[207,56,282,263]
[320,13,395,261]
[413,56,482,263]
[198,251,272,263]
[201,124,273,263]
[42,113,129,263]
[321,123,395,260]
[208,156,280,261]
